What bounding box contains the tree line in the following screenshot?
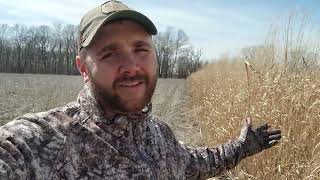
[0,24,202,78]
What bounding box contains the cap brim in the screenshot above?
[82,10,158,48]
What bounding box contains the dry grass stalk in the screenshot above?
[244,61,251,119]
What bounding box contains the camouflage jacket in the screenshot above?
[0,86,246,180]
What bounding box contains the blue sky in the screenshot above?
[0,0,319,60]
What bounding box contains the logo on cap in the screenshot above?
[101,0,130,14]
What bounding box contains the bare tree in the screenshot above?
[153,27,202,78]
[0,24,9,72]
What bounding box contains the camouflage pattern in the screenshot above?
[0,85,275,180]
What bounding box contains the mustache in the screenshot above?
[113,74,148,85]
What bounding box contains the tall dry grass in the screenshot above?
[186,60,320,179]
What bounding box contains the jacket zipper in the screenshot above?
[131,121,158,180]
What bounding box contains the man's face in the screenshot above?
[79,20,158,113]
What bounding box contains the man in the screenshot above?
[0,1,281,179]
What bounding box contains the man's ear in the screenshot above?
[76,55,90,83]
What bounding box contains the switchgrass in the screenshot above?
[187,61,320,179]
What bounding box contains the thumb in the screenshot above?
[239,118,252,141]
[244,118,252,128]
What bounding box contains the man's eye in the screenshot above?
[101,53,117,60]
[136,48,149,53]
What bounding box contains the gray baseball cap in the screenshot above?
[77,0,158,52]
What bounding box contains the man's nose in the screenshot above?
[119,54,141,75]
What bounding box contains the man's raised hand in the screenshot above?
[238,118,282,157]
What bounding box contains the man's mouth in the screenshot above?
[118,80,143,87]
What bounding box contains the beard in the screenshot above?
[88,72,157,114]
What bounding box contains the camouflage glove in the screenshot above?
[238,118,281,157]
